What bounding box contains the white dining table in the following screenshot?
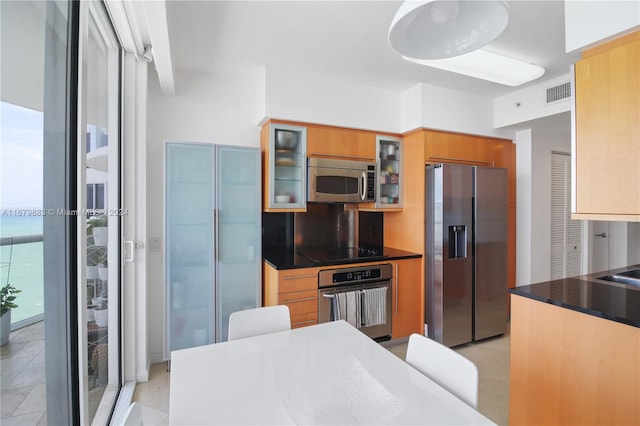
[169,320,495,425]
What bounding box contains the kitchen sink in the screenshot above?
[598,269,640,287]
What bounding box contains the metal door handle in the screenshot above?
[286,296,317,302]
[283,274,316,280]
[124,241,144,263]
[394,263,399,315]
[594,233,607,238]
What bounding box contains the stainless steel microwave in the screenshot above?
[307,158,376,203]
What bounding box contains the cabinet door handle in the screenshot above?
[284,297,316,303]
[395,263,399,315]
[292,319,317,326]
[283,274,317,280]
[213,209,218,260]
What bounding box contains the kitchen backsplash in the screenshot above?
[262,205,384,253]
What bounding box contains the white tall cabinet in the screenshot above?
[165,143,261,358]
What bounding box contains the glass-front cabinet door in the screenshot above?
[165,142,215,354]
[215,146,261,341]
[376,136,403,209]
[267,123,307,210]
[165,143,261,354]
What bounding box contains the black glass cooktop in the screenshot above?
[297,246,383,263]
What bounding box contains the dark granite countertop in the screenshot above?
[263,247,422,270]
[509,265,640,328]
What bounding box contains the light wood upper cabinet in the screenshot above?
[573,30,640,221]
[306,125,377,161]
[424,130,492,166]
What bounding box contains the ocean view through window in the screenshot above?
[1,101,45,326]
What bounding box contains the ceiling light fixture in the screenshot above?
[402,49,546,86]
[388,0,510,59]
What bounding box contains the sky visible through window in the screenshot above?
[1,101,44,210]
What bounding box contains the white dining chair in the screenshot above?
[405,333,479,408]
[120,401,143,426]
[228,305,291,341]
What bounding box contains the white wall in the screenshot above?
[400,83,513,138]
[529,123,573,284]
[399,84,423,132]
[146,67,264,363]
[494,74,572,129]
[515,129,532,286]
[628,223,640,265]
[515,121,573,286]
[564,1,640,52]
[263,67,401,133]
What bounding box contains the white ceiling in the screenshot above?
[164,0,580,98]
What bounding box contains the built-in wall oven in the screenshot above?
[318,264,392,341]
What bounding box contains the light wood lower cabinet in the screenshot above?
[391,258,423,339]
[263,264,320,328]
[264,259,423,337]
[510,294,640,425]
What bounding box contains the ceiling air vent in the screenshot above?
[545,81,571,105]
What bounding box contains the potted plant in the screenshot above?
[87,216,108,283]
[1,284,21,346]
[88,216,108,246]
[87,244,106,280]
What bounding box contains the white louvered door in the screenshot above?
[551,153,583,279]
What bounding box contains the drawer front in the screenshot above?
[290,312,318,328]
[279,269,318,293]
[279,289,316,304]
[283,298,317,317]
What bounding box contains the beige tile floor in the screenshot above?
[1,321,111,425]
[0,321,48,426]
[134,329,510,425]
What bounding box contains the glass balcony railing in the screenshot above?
[0,234,44,328]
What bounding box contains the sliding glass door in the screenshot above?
[1,1,125,423]
[78,1,123,423]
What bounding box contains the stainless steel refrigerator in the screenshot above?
[425,163,507,347]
